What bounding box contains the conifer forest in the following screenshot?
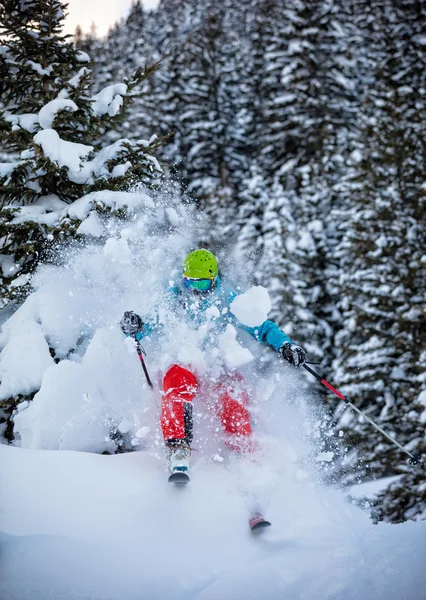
[1,0,426,530]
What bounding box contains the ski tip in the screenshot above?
[168,471,190,485]
[249,515,272,532]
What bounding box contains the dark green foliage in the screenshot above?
[0,0,77,111]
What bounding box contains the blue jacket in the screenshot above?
[135,276,293,352]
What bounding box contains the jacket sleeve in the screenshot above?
[242,320,293,351]
[133,317,159,341]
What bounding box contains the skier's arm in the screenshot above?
[243,319,293,351]
[242,319,306,366]
[226,288,306,366]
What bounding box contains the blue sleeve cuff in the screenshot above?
[244,319,293,351]
[124,320,156,342]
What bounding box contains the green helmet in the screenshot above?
[183,249,219,279]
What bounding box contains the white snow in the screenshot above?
[39,98,78,129]
[26,60,53,76]
[288,39,306,54]
[9,194,68,226]
[76,50,90,62]
[9,273,31,287]
[135,426,150,438]
[165,206,180,225]
[92,83,128,117]
[1,189,202,452]
[397,85,413,96]
[68,67,90,88]
[230,285,272,327]
[277,157,298,176]
[76,211,104,237]
[0,296,54,401]
[0,255,19,277]
[298,229,315,250]
[0,161,18,178]
[218,324,254,368]
[315,451,334,462]
[417,390,426,424]
[111,160,131,178]
[34,128,93,176]
[67,189,155,221]
[13,326,150,451]
[5,112,39,133]
[333,70,355,91]
[33,130,146,186]
[273,93,297,104]
[205,305,220,320]
[350,149,363,164]
[103,237,133,265]
[348,475,402,500]
[1,444,426,600]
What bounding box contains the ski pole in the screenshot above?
[303,364,422,466]
[135,338,153,389]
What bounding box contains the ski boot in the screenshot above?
[168,444,190,485]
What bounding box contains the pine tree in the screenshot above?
[114,1,157,143]
[233,164,270,274]
[331,0,426,520]
[0,1,81,112]
[172,9,231,201]
[0,0,162,306]
[85,1,158,145]
[242,0,362,369]
[253,179,298,332]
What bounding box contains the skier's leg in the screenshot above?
[161,364,198,447]
[217,375,269,526]
[216,373,253,453]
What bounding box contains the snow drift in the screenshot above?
[1,444,426,600]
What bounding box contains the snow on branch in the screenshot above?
[38,99,78,129]
[92,84,128,118]
[4,112,39,133]
[33,129,93,181]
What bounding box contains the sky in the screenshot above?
[64,0,160,37]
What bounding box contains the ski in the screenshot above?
[168,470,190,485]
[249,514,271,532]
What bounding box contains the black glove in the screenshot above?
[280,342,306,367]
[120,311,144,336]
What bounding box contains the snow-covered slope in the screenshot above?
[1,443,426,600]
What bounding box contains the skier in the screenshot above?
[120,249,306,483]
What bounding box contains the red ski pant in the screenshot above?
[161,364,252,450]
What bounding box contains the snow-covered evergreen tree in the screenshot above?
[87,1,157,144]
[331,0,426,521]
[0,0,161,306]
